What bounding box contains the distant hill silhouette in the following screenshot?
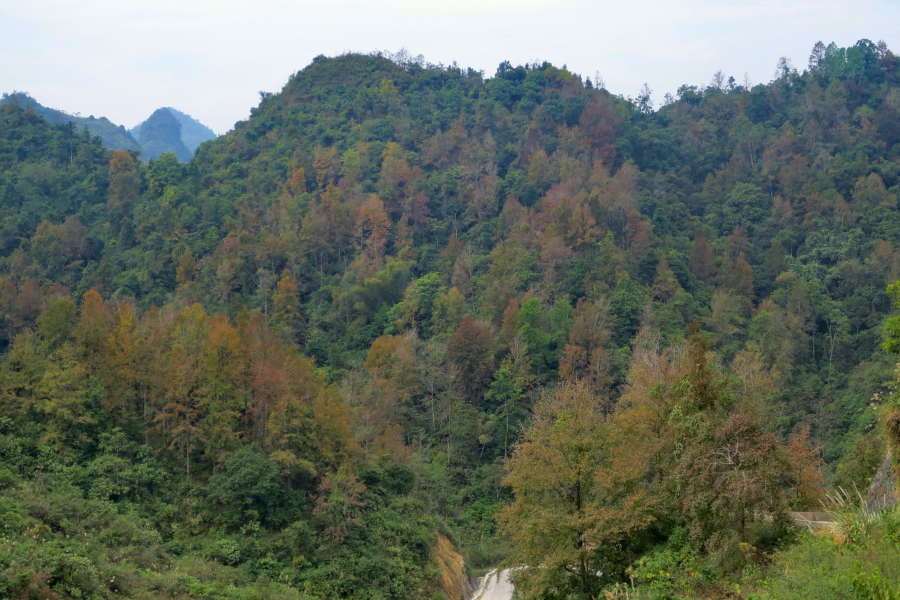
[0,92,140,151]
[131,107,217,154]
[135,108,192,162]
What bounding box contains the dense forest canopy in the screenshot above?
[2,38,900,599]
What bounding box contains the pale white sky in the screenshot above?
[1,0,897,135]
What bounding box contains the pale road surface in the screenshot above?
[472,569,515,600]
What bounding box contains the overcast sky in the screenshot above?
[1,0,898,135]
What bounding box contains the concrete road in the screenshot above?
[473,569,515,600]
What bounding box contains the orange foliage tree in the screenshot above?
[499,381,656,598]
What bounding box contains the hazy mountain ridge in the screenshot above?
[1,91,141,151]
[0,92,217,161]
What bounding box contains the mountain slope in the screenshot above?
[0,91,140,151]
[0,41,899,599]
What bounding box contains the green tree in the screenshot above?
[517,298,554,377]
[206,444,286,526]
[707,183,771,236]
[430,286,467,340]
[86,428,165,502]
[396,272,444,337]
[610,273,643,346]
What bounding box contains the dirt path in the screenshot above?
[472,569,515,600]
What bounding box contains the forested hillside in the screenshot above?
[2,39,900,599]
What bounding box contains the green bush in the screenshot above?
[206,445,289,527]
[747,508,900,599]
